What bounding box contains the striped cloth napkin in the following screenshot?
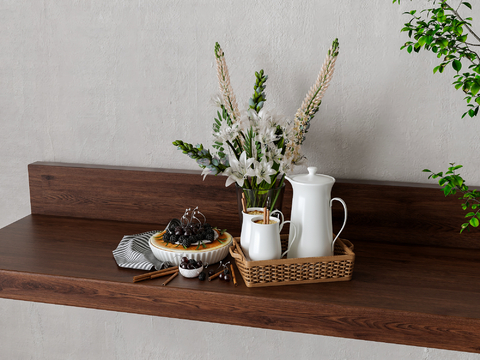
[112,230,169,271]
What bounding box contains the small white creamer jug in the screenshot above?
[248,215,297,261]
[286,166,347,258]
[240,207,283,260]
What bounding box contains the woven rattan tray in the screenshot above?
[229,235,355,287]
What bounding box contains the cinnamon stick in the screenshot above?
[150,268,179,279]
[133,266,179,283]
[263,207,267,224]
[241,193,247,213]
[162,271,178,286]
[230,264,237,287]
[208,269,224,281]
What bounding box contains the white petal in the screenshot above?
[263,175,273,184]
[201,167,210,180]
[225,175,237,187]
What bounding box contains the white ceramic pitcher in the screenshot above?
[240,207,283,260]
[286,167,347,258]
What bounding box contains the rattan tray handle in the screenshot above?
[229,238,246,262]
[339,238,354,253]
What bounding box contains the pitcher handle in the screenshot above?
[330,197,347,253]
[271,210,285,232]
[281,221,297,258]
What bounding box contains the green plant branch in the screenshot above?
[396,0,480,118]
[446,2,480,43]
[423,164,480,232]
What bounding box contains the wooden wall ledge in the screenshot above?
[0,162,479,353]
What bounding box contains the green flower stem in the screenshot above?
[269,174,285,212]
[226,140,240,160]
[243,177,252,190]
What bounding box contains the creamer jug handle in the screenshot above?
[330,197,347,253]
[271,210,284,232]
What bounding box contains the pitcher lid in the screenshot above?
[286,167,335,185]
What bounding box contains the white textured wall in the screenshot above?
[1,0,480,359]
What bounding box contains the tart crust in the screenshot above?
[150,229,231,252]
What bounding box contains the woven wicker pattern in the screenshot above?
[230,235,355,287]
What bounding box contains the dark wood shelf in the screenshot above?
[1,162,479,353]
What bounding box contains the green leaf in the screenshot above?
[452,60,462,72]
[470,217,479,227]
[454,176,464,188]
[471,83,480,96]
[462,2,472,10]
[443,185,452,196]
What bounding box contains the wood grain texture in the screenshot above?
[28,162,282,236]
[331,181,480,249]
[2,271,480,353]
[0,215,480,353]
[29,162,479,249]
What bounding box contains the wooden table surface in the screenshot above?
[1,214,480,353]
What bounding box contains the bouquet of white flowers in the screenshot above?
[173,40,339,211]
